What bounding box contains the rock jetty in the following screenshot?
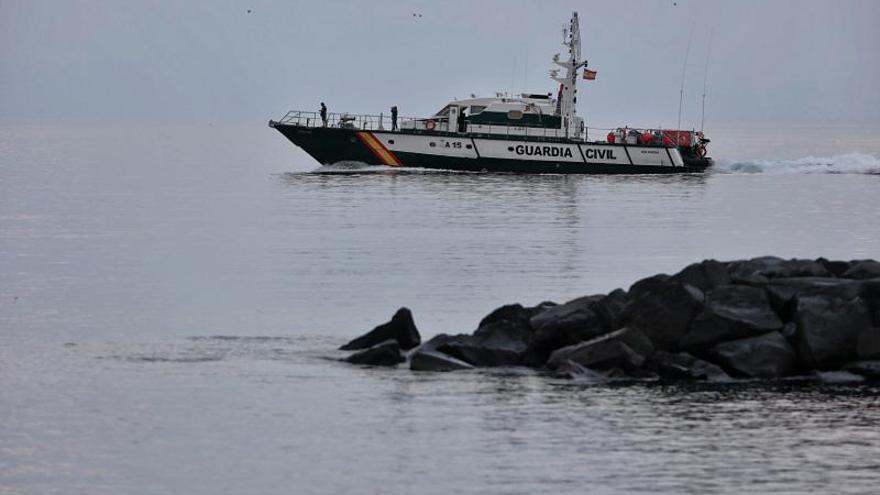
[338,257,880,382]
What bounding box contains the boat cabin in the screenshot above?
[401,93,582,140]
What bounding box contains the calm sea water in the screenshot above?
[2,124,880,494]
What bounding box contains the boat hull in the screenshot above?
[271,124,712,174]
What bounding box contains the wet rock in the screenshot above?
[649,351,731,382]
[620,281,704,350]
[842,360,880,379]
[842,260,880,280]
[709,331,798,378]
[794,295,872,369]
[546,327,654,371]
[525,295,608,366]
[344,340,405,366]
[680,285,783,350]
[340,307,421,351]
[813,370,866,384]
[671,259,731,292]
[727,256,831,284]
[409,335,474,372]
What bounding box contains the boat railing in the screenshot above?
[271,110,700,147]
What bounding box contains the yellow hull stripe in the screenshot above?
[356,132,402,167]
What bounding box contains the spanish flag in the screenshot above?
[583,69,597,80]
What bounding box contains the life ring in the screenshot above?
[696,145,707,158]
[425,119,436,131]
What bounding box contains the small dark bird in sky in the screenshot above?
[247,9,252,14]
[412,13,422,18]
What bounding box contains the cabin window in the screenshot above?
[387,139,394,144]
[429,142,436,147]
[469,105,486,115]
[434,105,452,117]
[507,110,523,120]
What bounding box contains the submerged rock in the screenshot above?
[551,360,610,381]
[340,307,421,351]
[681,285,783,350]
[649,351,730,382]
[812,370,867,384]
[709,331,798,378]
[842,360,880,379]
[344,340,405,366]
[410,349,474,372]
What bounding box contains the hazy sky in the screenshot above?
[2,0,879,128]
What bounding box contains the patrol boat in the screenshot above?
[269,12,713,174]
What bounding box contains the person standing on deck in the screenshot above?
[391,106,398,131]
[320,102,328,127]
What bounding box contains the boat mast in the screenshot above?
[551,12,585,133]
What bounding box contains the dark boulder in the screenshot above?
[680,285,783,350]
[857,326,880,360]
[592,288,630,330]
[671,259,731,292]
[431,303,536,367]
[628,273,671,300]
[860,279,880,325]
[525,295,608,366]
[843,360,880,379]
[648,351,731,382]
[340,307,421,351]
[727,256,831,284]
[546,327,654,371]
[409,335,474,372]
[794,295,872,369]
[842,260,880,280]
[816,257,851,278]
[525,301,558,318]
[764,277,864,320]
[709,331,798,378]
[620,281,704,350]
[344,340,405,366]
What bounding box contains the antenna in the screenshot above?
[677,22,695,132]
[511,56,517,99]
[700,27,714,133]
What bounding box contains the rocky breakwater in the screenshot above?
[338,257,880,383]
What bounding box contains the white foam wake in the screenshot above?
[713,153,880,175]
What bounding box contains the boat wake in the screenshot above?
[713,153,880,175]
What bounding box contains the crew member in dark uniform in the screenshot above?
[391,106,398,131]
[320,102,328,127]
